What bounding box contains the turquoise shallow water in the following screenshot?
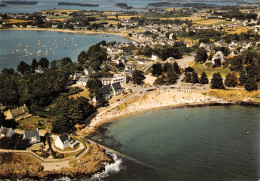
[89,105,260,181]
[0,30,130,70]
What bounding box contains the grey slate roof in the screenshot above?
[77,77,88,83]
[100,84,113,95]
[111,82,122,91]
[9,105,29,118]
[0,127,8,135]
[24,129,40,140]
[59,134,69,143]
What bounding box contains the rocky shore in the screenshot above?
[0,143,114,180]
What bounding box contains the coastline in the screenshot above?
[0,28,132,40]
[77,90,260,137]
[0,141,116,180]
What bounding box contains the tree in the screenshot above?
[52,115,70,134]
[195,47,208,63]
[31,59,39,70]
[245,78,258,91]
[38,57,49,68]
[191,71,199,83]
[2,68,14,76]
[78,51,88,64]
[173,62,181,74]
[60,57,72,66]
[200,72,209,84]
[154,74,167,85]
[151,63,163,76]
[183,73,192,83]
[166,68,178,85]
[224,72,238,87]
[132,70,145,85]
[87,78,103,97]
[211,72,224,89]
[17,61,31,74]
[239,69,248,86]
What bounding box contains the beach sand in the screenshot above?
[77,90,229,137]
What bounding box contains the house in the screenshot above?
[151,55,159,61]
[23,129,40,144]
[112,73,127,84]
[76,77,88,87]
[0,126,15,137]
[100,82,123,100]
[84,68,93,76]
[100,74,127,85]
[55,134,79,150]
[6,104,30,120]
[138,58,146,65]
[35,67,44,74]
[71,73,83,80]
[212,51,224,65]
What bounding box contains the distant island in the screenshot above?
[115,3,133,9]
[0,3,7,7]
[2,1,38,5]
[146,2,173,8]
[58,2,99,7]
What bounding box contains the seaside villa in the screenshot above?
[6,104,30,120]
[23,129,41,144]
[55,134,79,150]
[0,126,15,138]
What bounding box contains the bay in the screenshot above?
[89,105,260,181]
[0,30,130,70]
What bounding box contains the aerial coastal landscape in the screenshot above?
[0,0,259,180]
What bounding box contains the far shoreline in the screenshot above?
[78,91,260,138]
[0,27,132,41]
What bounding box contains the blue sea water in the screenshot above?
[0,0,239,14]
[89,105,260,181]
[0,30,130,70]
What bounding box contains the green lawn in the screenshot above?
[18,116,49,130]
[193,63,230,78]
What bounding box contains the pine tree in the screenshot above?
[17,61,31,74]
[154,74,167,85]
[133,70,145,85]
[166,68,177,85]
[245,78,258,91]
[195,47,208,63]
[184,73,192,83]
[31,59,38,71]
[200,72,209,84]
[52,115,71,134]
[211,72,224,89]
[239,69,248,86]
[191,71,199,83]
[173,62,181,74]
[224,72,238,87]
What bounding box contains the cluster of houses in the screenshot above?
[0,126,79,151]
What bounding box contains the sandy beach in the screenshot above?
[1,27,131,40]
[77,90,231,137]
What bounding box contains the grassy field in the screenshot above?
[18,116,49,130]
[194,19,228,25]
[107,15,140,20]
[226,27,249,34]
[5,19,32,24]
[160,17,204,21]
[69,88,91,99]
[207,89,260,102]
[193,63,230,78]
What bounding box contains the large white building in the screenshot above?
[100,74,126,85]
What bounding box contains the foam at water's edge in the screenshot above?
[90,151,122,181]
